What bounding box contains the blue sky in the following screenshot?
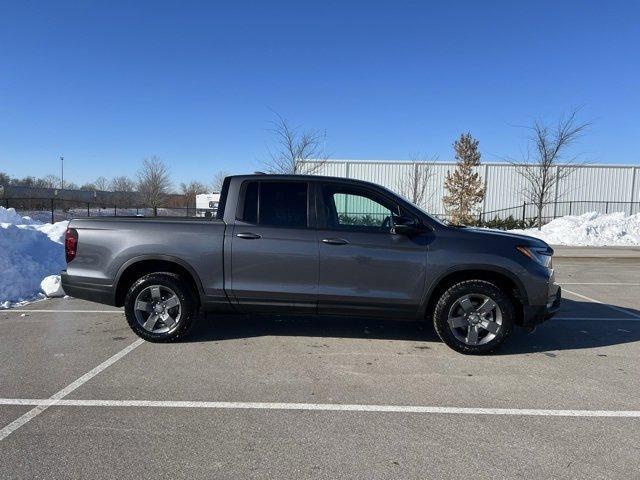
[1,0,638,187]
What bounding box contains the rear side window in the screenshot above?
[215,176,231,220]
[240,181,308,228]
[242,182,258,223]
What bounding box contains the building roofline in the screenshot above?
[304,159,640,168]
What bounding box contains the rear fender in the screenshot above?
[114,254,206,299]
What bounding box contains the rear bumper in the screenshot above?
[60,272,117,306]
[523,284,561,328]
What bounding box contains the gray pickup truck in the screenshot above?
[61,174,560,354]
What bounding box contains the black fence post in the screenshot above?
[50,198,55,224]
[569,201,572,215]
[521,202,526,224]
[154,206,158,217]
[114,204,117,216]
[605,201,609,214]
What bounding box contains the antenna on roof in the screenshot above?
[253,171,267,175]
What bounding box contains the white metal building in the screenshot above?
[304,160,640,220]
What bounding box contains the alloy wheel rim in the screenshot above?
[447,293,503,346]
[133,285,182,334]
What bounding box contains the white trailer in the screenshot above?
[195,193,220,217]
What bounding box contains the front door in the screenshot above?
[317,184,428,317]
[230,180,318,313]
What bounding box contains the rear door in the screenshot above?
[317,183,428,317]
[229,179,318,313]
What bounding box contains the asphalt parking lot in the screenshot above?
[1,254,639,479]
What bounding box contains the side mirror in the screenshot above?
[392,215,424,236]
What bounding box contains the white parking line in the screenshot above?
[0,398,638,418]
[559,282,640,286]
[0,339,144,442]
[554,317,640,322]
[2,309,122,313]
[554,264,637,268]
[562,288,640,319]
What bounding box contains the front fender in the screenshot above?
[418,263,531,318]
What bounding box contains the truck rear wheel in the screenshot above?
[432,279,514,354]
[124,272,198,342]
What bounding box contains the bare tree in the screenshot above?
[509,108,590,229]
[9,176,35,187]
[396,154,437,207]
[180,181,208,208]
[41,174,61,188]
[137,156,172,210]
[263,112,328,174]
[111,176,137,207]
[94,176,110,191]
[111,175,136,192]
[211,171,229,192]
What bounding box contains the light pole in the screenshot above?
[60,156,64,199]
[323,129,327,156]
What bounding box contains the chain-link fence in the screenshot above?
[477,200,640,228]
[1,197,209,223]
[2,197,639,227]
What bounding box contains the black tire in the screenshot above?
[124,272,198,342]
[432,279,514,355]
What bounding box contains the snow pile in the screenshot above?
[0,207,39,225]
[0,207,68,308]
[509,212,640,246]
[41,275,65,297]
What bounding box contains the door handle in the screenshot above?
[236,232,262,239]
[322,238,349,245]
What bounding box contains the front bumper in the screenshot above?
[523,284,561,328]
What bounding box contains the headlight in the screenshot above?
[516,246,553,268]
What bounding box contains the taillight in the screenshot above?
[65,228,78,263]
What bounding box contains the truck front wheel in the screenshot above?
[124,272,198,342]
[432,280,514,354]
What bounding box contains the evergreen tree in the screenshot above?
[442,133,485,225]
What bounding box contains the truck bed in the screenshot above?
[63,216,228,307]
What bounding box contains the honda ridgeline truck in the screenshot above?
[61,174,560,354]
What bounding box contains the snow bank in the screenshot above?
[508,212,640,246]
[0,207,67,308]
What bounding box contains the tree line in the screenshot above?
[0,158,229,209]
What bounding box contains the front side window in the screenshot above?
[240,181,308,228]
[323,186,397,232]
